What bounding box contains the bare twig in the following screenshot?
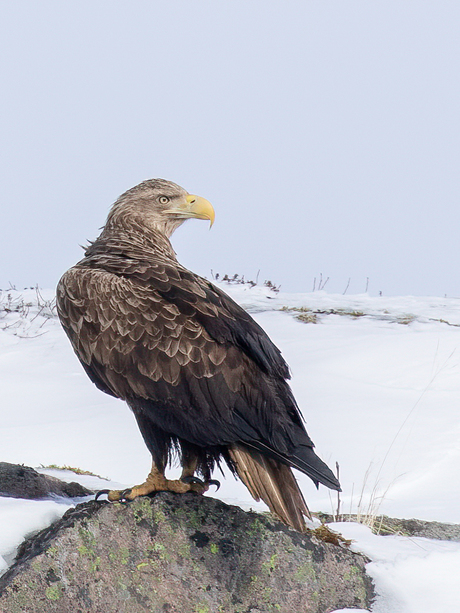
[335,462,341,521]
[318,275,329,291]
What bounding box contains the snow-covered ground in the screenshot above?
[1,283,460,612]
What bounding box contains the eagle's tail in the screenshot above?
[228,444,311,532]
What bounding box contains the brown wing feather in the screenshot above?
[229,444,311,532]
[57,266,228,397]
[57,265,291,445]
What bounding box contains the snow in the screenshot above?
[329,522,460,613]
[0,497,73,574]
[1,283,460,611]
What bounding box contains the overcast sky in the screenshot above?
[1,2,459,297]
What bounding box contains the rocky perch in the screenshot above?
[0,492,373,613]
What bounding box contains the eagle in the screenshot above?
[57,179,340,531]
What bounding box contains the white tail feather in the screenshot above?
[229,444,310,531]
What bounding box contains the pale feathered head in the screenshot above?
[105,179,215,238]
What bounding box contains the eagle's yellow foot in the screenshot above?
[95,475,219,502]
[107,477,207,502]
[94,459,219,502]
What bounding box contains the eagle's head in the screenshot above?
[106,178,215,238]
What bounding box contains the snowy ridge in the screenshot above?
[215,279,460,325]
[1,284,460,611]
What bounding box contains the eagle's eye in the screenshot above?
[159,196,170,204]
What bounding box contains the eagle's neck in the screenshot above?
[87,218,178,264]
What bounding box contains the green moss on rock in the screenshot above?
[45,585,61,601]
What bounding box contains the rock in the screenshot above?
[373,516,460,541]
[0,462,92,499]
[0,492,373,613]
[317,512,460,541]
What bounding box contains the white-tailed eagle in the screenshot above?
[56,179,340,531]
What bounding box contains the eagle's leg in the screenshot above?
[180,456,198,480]
[180,456,221,491]
[104,459,211,502]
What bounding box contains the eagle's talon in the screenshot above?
[181,476,220,490]
[120,488,132,501]
[95,489,110,501]
[181,475,204,485]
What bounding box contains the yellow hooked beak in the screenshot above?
[166,194,215,227]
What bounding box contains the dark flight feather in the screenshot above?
[57,179,340,531]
